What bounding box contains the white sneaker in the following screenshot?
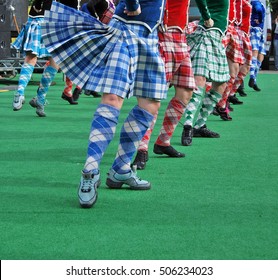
[78,170,101,208]
[106,166,151,190]
[13,93,25,111]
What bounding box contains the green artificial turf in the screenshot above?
[0,72,277,260]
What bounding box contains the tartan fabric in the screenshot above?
[12,17,50,58]
[100,1,115,24]
[224,25,244,65]
[37,66,58,104]
[187,26,230,83]
[183,86,204,127]
[138,112,158,152]
[239,29,252,66]
[194,90,222,129]
[231,71,245,94]
[158,30,195,89]
[112,106,154,174]
[250,27,266,55]
[16,63,34,96]
[155,97,186,146]
[185,20,199,35]
[217,76,236,108]
[84,104,120,173]
[41,2,167,100]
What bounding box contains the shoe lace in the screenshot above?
[130,165,144,182]
[14,94,21,103]
[81,178,93,192]
[135,151,148,162]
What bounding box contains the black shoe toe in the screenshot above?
[153,144,185,157]
[62,92,78,105]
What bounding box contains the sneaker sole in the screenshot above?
[106,178,151,190]
[78,180,101,208]
[13,100,25,111]
[79,193,98,208]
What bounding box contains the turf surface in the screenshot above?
[0,72,277,260]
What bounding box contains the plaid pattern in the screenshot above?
[250,27,266,55]
[194,90,222,129]
[238,30,252,66]
[158,30,195,89]
[16,63,34,95]
[185,20,199,35]
[183,86,204,126]
[12,17,50,58]
[42,2,167,100]
[155,97,186,146]
[85,104,120,172]
[100,1,115,24]
[138,112,158,151]
[224,25,244,65]
[112,106,154,174]
[187,26,229,83]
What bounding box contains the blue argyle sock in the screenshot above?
[84,104,120,174]
[112,105,154,174]
[17,63,34,96]
[37,65,57,104]
[254,60,262,81]
[250,57,257,80]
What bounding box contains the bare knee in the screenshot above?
[101,93,124,110]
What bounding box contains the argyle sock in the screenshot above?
[84,104,120,174]
[112,105,154,174]
[37,65,57,104]
[183,86,204,127]
[217,76,236,108]
[254,60,262,81]
[194,89,222,128]
[17,63,34,96]
[231,71,245,94]
[155,97,186,146]
[250,57,257,80]
[63,76,73,96]
[137,111,158,152]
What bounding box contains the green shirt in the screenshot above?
[195,0,229,33]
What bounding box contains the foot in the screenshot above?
[253,83,261,91]
[227,101,233,112]
[84,90,101,98]
[13,93,25,111]
[237,87,247,97]
[29,97,46,117]
[193,125,220,138]
[72,88,82,101]
[248,77,255,88]
[78,170,100,208]
[61,92,78,105]
[106,166,151,190]
[181,125,193,146]
[215,105,232,121]
[132,150,148,170]
[228,95,243,105]
[153,144,185,157]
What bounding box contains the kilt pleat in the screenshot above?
[41,2,167,99]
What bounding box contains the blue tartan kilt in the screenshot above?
[250,27,266,55]
[41,2,167,100]
[12,17,51,58]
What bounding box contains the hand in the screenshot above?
[204,18,214,28]
[124,6,141,16]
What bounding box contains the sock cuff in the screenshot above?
[44,65,58,75]
[96,103,120,123]
[131,105,154,125]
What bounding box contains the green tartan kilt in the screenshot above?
[187,26,230,83]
